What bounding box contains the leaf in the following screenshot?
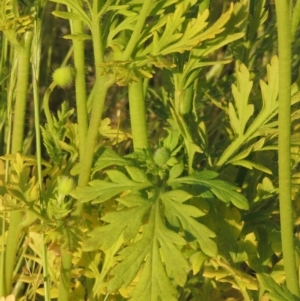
[70,169,152,203]
[216,56,279,167]
[228,64,254,136]
[117,193,148,208]
[99,118,131,142]
[125,166,149,183]
[168,172,249,210]
[204,204,247,263]
[52,11,83,21]
[170,108,203,172]
[83,196,152,251]
[169,161,184,179]
[228,143,255,162]
[190,251,207,275]
[146,3,236,56]
[70,180,129,203]
[93,148,132,174]
[161,190,217,256]
[107,199,188,301]
[63,33,92,41]
[257,273,300,301]
[151,4,185,55]
[230,160,272,174]
[50,0,91,28]
[244,228,275,273]
[204,257,258,291]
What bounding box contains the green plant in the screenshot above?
[1,0,300,300]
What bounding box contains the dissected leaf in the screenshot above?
[204,204,247,263]
[168,172,249,209]
[204,257,258,291]
[72,166,153,203]
[93,148,132,173]
[161,190,217,256]
[107,199,188,301]
[83,197,152,251]
[217,56,279,167]
[257,273,300,301]
[244,228,274,273]
[70,180,133,203]
[228,63,254,136]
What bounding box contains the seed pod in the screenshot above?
[52,66,75,88]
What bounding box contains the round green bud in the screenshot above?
[154,148,170,167]
[57,176,75,196]
[52,66,75,88]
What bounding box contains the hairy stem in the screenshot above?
[43,81,61,150]
[58,249,72,301]
[275,0,300,296]
[128,81,149,150]
[122,0,152,151]
[32,5,51,298]
[5,31,33,293]
[75,0,108,209]
[59,0,110,298]
[70,16,88,159]
[11,31,33,153]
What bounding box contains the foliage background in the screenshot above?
[0,0,300,300]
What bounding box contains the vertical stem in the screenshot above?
[11,31,33,153]
[32,2,51,298]
[275,0,300,296]
[58,249,72,301]
[76,78,109,200]
[122,0,152,151]
[128,81,149,150]
[59,0,110,299]
[75,0,108,205]
[5,31,33,293]
[70,11,88,159]
[0,34,12,298]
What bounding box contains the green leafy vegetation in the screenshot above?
[0,0,300,300]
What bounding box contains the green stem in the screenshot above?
[43,81,61,150]
[275,0,300,296]
[1,50,15,298]
[58,77,109,299]
[76,77,109,201]
[292,0,300,40]
[128,81,149,150]
[58,249,72,300]
[11,31,33,153]
[122,0,151,151]
[32,11,51,298]
[59,0,110,299]
[5,31,33,294]
[122,0,152,60]
[75,0,108,202]
[70,11,88,159]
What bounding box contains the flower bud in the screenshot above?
[154,148,170,167]
[57,176,75,196]
[52,66,75,88]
